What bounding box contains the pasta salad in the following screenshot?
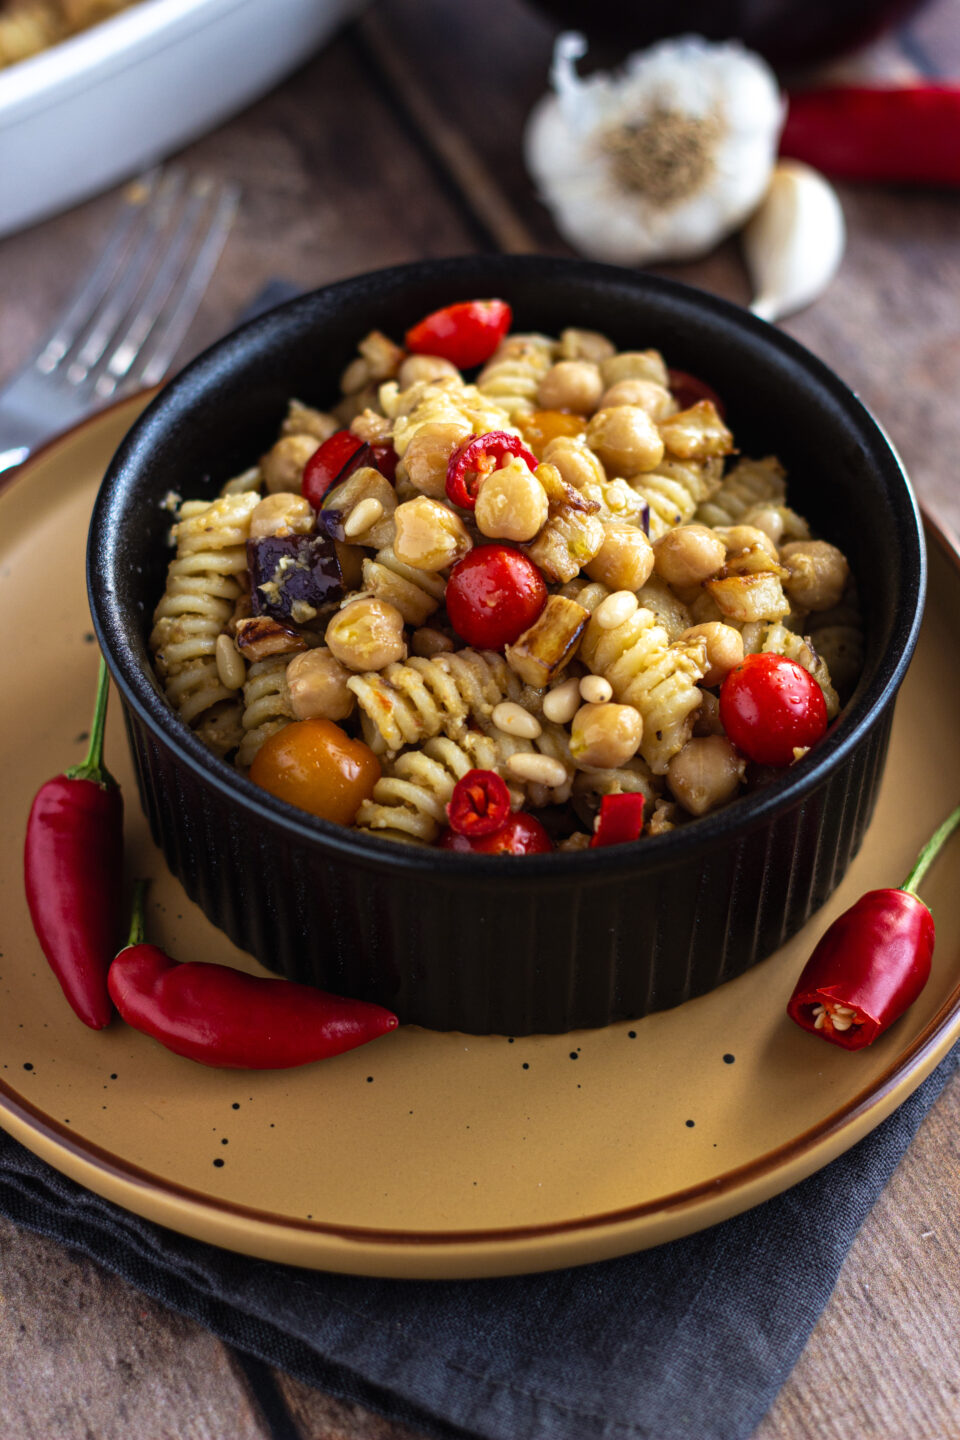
[150,299,864,853]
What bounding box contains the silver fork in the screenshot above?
[0,167,240,476]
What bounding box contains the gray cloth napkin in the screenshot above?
[1,1048,955,1440]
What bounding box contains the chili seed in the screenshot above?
[506,753,568,788]
[492,701,542,739]
[593,590,639,630]
[215,632,246,690]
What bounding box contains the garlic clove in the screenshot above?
[744,160,846,323]
[524,32,784,267]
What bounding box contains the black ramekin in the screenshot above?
[87,256,926,1034]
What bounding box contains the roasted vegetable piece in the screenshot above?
[318,466,398,547]
[234,615,308,662]
[505,594,589,687]
[248,534,343,624]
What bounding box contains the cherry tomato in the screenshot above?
[444,544,547,650]
[250,718,380,825]
[405,299,512,369]
[438,813,553,854]
[518,409,587,458]
[719,654,827,767]
[667,369,726,418]
[370,442,398,483]
[302,431,368,509]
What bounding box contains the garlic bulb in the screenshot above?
[525,32,783,266]
[744,161,846,323]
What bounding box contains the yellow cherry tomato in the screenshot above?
[518,409,587,458]
[250,718,380,825]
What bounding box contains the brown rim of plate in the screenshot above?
[1,396,958,1248]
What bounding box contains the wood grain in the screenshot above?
[0,0,959,1435]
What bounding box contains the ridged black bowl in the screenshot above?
[88,256,925,1034]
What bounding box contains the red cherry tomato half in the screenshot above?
[667,368,726,419]
[302,431,368,508]
[438,812,553,854]
[444,544,547,650]
[719,653,827,767]
[405,299,512,369]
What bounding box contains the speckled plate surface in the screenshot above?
[2,397,959,1279]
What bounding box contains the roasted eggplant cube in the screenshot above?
[248,534,343,625]
[505,595,589,687]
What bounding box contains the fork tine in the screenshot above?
[33,168,162,377]
[66,168,187,388]
[134,180,240,390]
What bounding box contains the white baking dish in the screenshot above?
[0,0,365,238]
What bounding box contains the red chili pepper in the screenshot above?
[438,813,553,855]
[108,882,398,1068]
[302,432,371,509]
[446,769,511,838]
[405,299,512,369]
[667,370,726,419]
[781,86,960,188]
[787,803,960,1049]
[24,660,122,1029]
[446,430,540,511]
[590,793,645,848]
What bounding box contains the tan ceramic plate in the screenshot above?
[2,397,959,1279]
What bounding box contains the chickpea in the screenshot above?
[281,400,338,442]
[653,525,727,587]
[542,435,606,491]
[584,520,655,592]
[680,622,744,688]
[714,525,779,563]
[260,434,321,494]
[249,492,314,539]
[474,459,549,542]
[741,506,784,545]
[559,328,616,364]
[693,689,724,737]
[537,361,603,414]
[325,598,406,672]
[586,406,664,476]
[570,702,643,769]
[400,421,471,499]
[667,736,745,817]
[285,648,355,721]
[393,496,473,570]
[599,378,674,420]
[411,626,455,657]
[398,354,461,389]
[780,541,850,612]
[600,350,669,389]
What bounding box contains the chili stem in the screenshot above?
[65,657,116,788]
[902,803,960,896]
[125,879,148,949]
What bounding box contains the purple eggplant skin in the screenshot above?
[248,534,343,624]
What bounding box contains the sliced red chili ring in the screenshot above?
[445,431,540,511]
[446,769,512,837]
[590,793,646,848]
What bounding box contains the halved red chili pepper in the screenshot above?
[787,803,960,1049]
[590,793,645,848]
[446,769,511,838]
[24,659,122,1029]
[446,431,539,510]
[302,431,371,509]
[667,369,726,419]
[405,299,512,369]
[108,882,398,1068]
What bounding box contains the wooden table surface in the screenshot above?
[2,1,959,1436]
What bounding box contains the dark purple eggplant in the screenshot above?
[247,534,343,625]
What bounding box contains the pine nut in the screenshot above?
[506,752,569,788]
[579,674,613,704]
[215,632,246,690]
[594,590,639,629]
[542,676,581,725]
[492,701,542,739]
[343,497,385,538]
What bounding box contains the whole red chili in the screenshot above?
[787,803,960,1049]
[590,793,645,848]
[780,86,960,188]
[108,882,398,1068]
[438,813,553,855]
[24,659,122,1030]
[446,769,511,838]
[405,299,512,369]
[446,430,540,510]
